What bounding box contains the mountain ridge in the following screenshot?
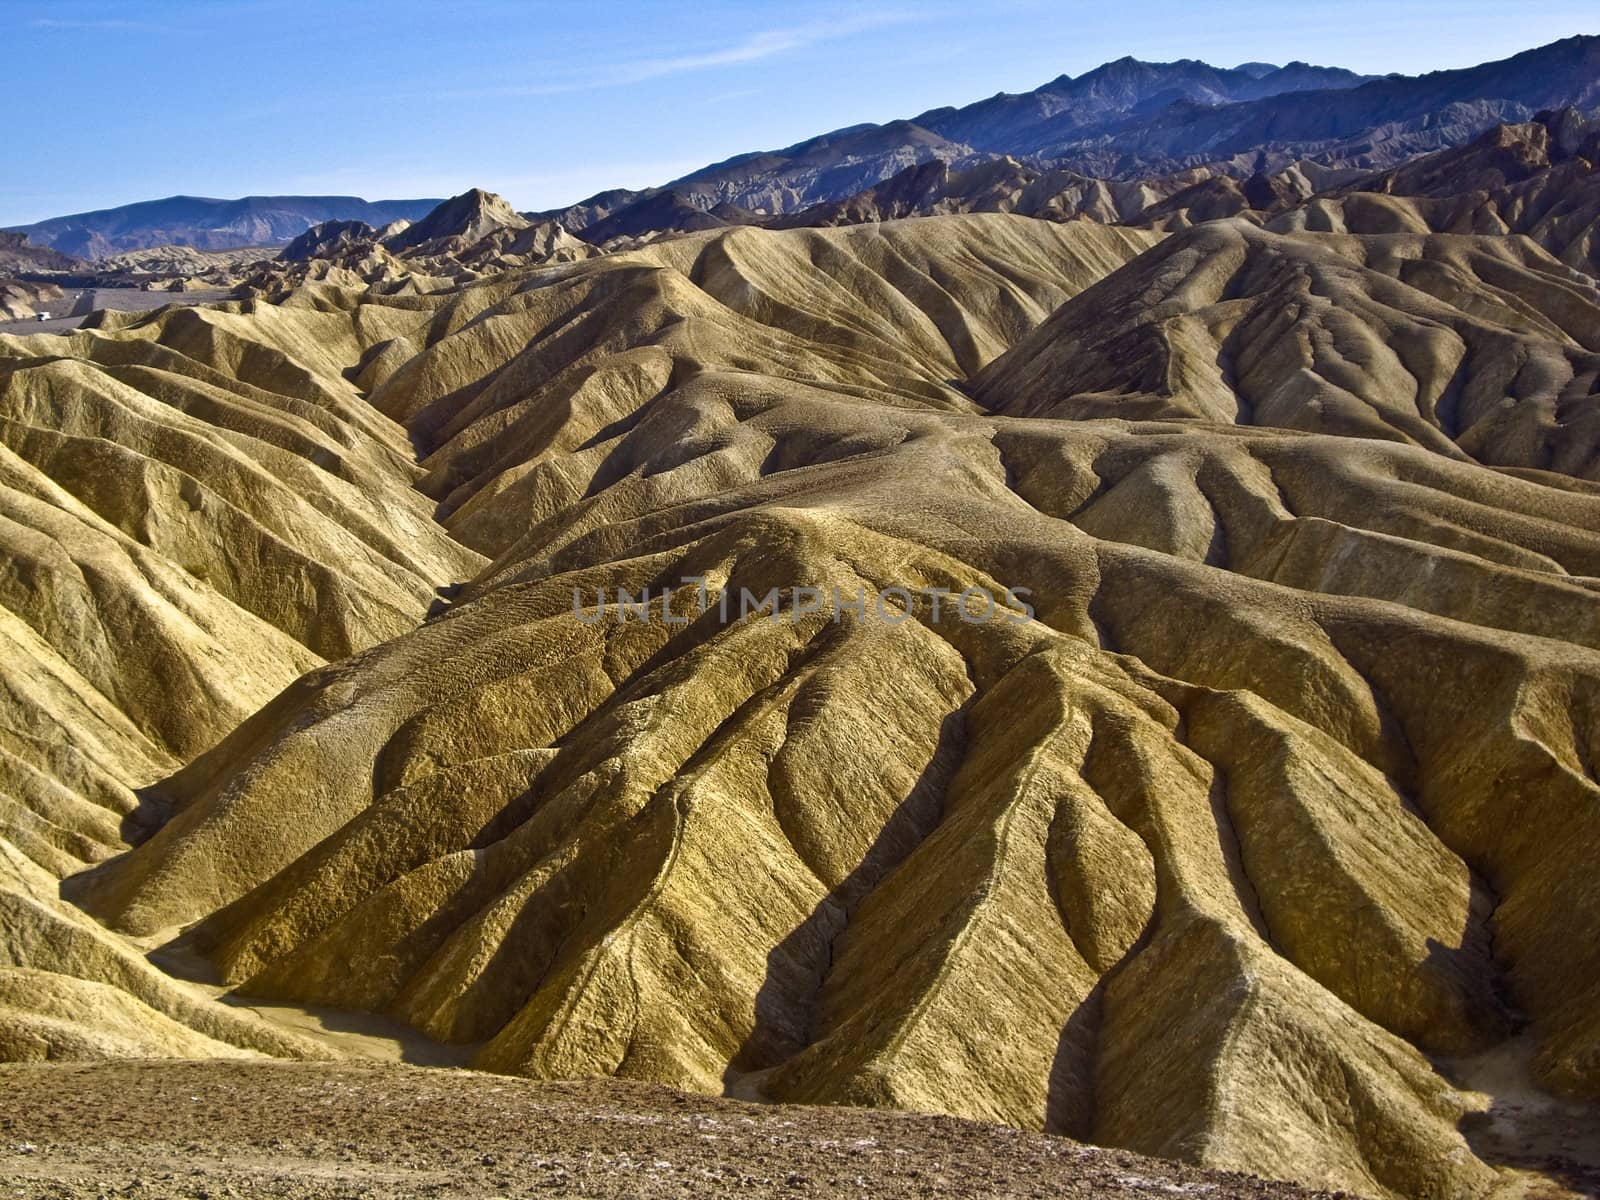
[536,35,1600,243]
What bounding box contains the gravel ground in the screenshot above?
[0,1060,1353,1200]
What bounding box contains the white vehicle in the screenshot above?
[35,312,50,322]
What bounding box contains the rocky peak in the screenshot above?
[279,219,378,262]
[384,188,530,252]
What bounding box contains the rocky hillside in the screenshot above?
[713,106,1597,310]
[0,232,83,276]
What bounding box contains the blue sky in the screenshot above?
[2,0,1595,225]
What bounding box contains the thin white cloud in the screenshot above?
[441,10,917,99]
[616,29,811,81]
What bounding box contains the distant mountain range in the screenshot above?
[537,34,1600,241]
[4,195,442,258]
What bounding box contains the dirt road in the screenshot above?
[0,287,234,336]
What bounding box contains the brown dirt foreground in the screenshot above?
[0,1061,1351,1200]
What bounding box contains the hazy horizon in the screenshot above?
[4,0,1596,227]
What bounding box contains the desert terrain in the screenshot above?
[2,33,1600,1200]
